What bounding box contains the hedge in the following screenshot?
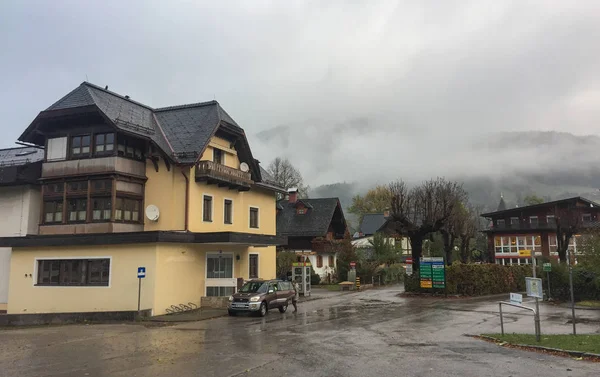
[405,263,532,295]
[406,262,600,300]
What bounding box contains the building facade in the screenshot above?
[481,196,600,265]
[352,212,411,259]
[0,82,284,316]
[0,147,43,311]
[276,191,348,282]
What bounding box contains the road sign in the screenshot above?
[510,293,523,304]
[543,263,552,272]
[406,258,413,264]
[526,277,543,299]
[420,257,445,289]
[350,261,356,268]
[405,264,413,276]
[519,249,531,257]
[137,267,146,279]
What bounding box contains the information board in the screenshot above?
[526,277,543,299]
[420,257,445,289]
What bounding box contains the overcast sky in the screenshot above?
[2,1,599,185]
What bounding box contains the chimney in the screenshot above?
[288,187,298,203]
[383,210,390,218]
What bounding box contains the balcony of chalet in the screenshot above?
[195,160,253,191]
[311,235,346,253]
[42,156,146,179]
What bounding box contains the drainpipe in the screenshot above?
[181,169,190,231]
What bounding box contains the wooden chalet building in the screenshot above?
[481,196,600,265]
[276,189,348,282]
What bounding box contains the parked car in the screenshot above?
[228,279,295,317]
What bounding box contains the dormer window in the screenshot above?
[213,148,224,164]
[297,207,307,215]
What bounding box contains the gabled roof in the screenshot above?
[359,213,388,236]
[481,196,600,217]
[276,198,343,237]
[19,82,260,172]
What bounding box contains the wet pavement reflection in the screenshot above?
[0,287,598,377]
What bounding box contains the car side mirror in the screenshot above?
[268,289,274,294]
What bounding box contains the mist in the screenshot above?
[2,1,600,191]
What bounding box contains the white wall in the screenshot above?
[291,251,336,282]
[0,185,40,304]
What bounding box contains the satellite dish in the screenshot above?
[239,162,249,172]
[145,205,160,221]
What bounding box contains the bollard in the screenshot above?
[356,277,360,290]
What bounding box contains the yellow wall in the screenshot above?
[8,242,277,315]
[8,244,158,314]
[153,244,203,315]
[188,183,276,235]
[200,136,240,169]
[144,159,187,231]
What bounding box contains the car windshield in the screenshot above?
[239,281,268,293]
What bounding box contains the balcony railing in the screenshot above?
[195,160,253,191]
[487,222,554,231]
[312,238,345,253]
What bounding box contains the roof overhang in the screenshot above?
[0,231,287,248]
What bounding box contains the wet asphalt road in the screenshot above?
[0,287,598,377]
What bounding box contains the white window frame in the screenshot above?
[202,193,214,222]
[205,252,236,296]
[46,137,68,161]
[249,206,260,229]
[248,252,259,279]
[33,256,113,288]
[223,198,234,225]
[529,216,538,224]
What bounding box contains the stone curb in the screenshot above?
[466,334,600,359]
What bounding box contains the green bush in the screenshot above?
[380,264,405,284]
[309,265,321,286]
[543,263,600,302]
[405,263,532,295]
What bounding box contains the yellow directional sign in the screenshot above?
[518,249,531,257]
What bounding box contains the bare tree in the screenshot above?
[386,178,467,270]
[554,205,584,262]
[267,157,309,198]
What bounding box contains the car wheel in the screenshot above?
[259,302,268,317]
[228,310,236,316]
[278,301,288,313]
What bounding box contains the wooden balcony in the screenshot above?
[195,160,253,191]
[42,157,146,179]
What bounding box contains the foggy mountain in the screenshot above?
[253,126,600,226]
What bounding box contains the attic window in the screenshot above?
[297,207,307,215]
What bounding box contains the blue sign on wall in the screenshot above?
[137,267,146,279]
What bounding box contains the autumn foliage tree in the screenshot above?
[348,185,392,222]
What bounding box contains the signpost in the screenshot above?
[405,258,413,276]
[543,263,552,300]
[419,257,446,295]
[510,293,523,304]
[529,251,541,341]
[137,267,146,317]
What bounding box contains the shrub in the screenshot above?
[310,265,321,286]
[543,262,600,302]
[405,263,532,295]
[380,263,405,284]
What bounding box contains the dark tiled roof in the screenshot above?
[20,83,270,181]
[359,213,388,236]
[0,147,44,167]
[0,147,43,185]
[481,196,600,217]
[277,198,340,237]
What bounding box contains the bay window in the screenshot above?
[44,201,63,223]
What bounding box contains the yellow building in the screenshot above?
[0,83,285,316]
